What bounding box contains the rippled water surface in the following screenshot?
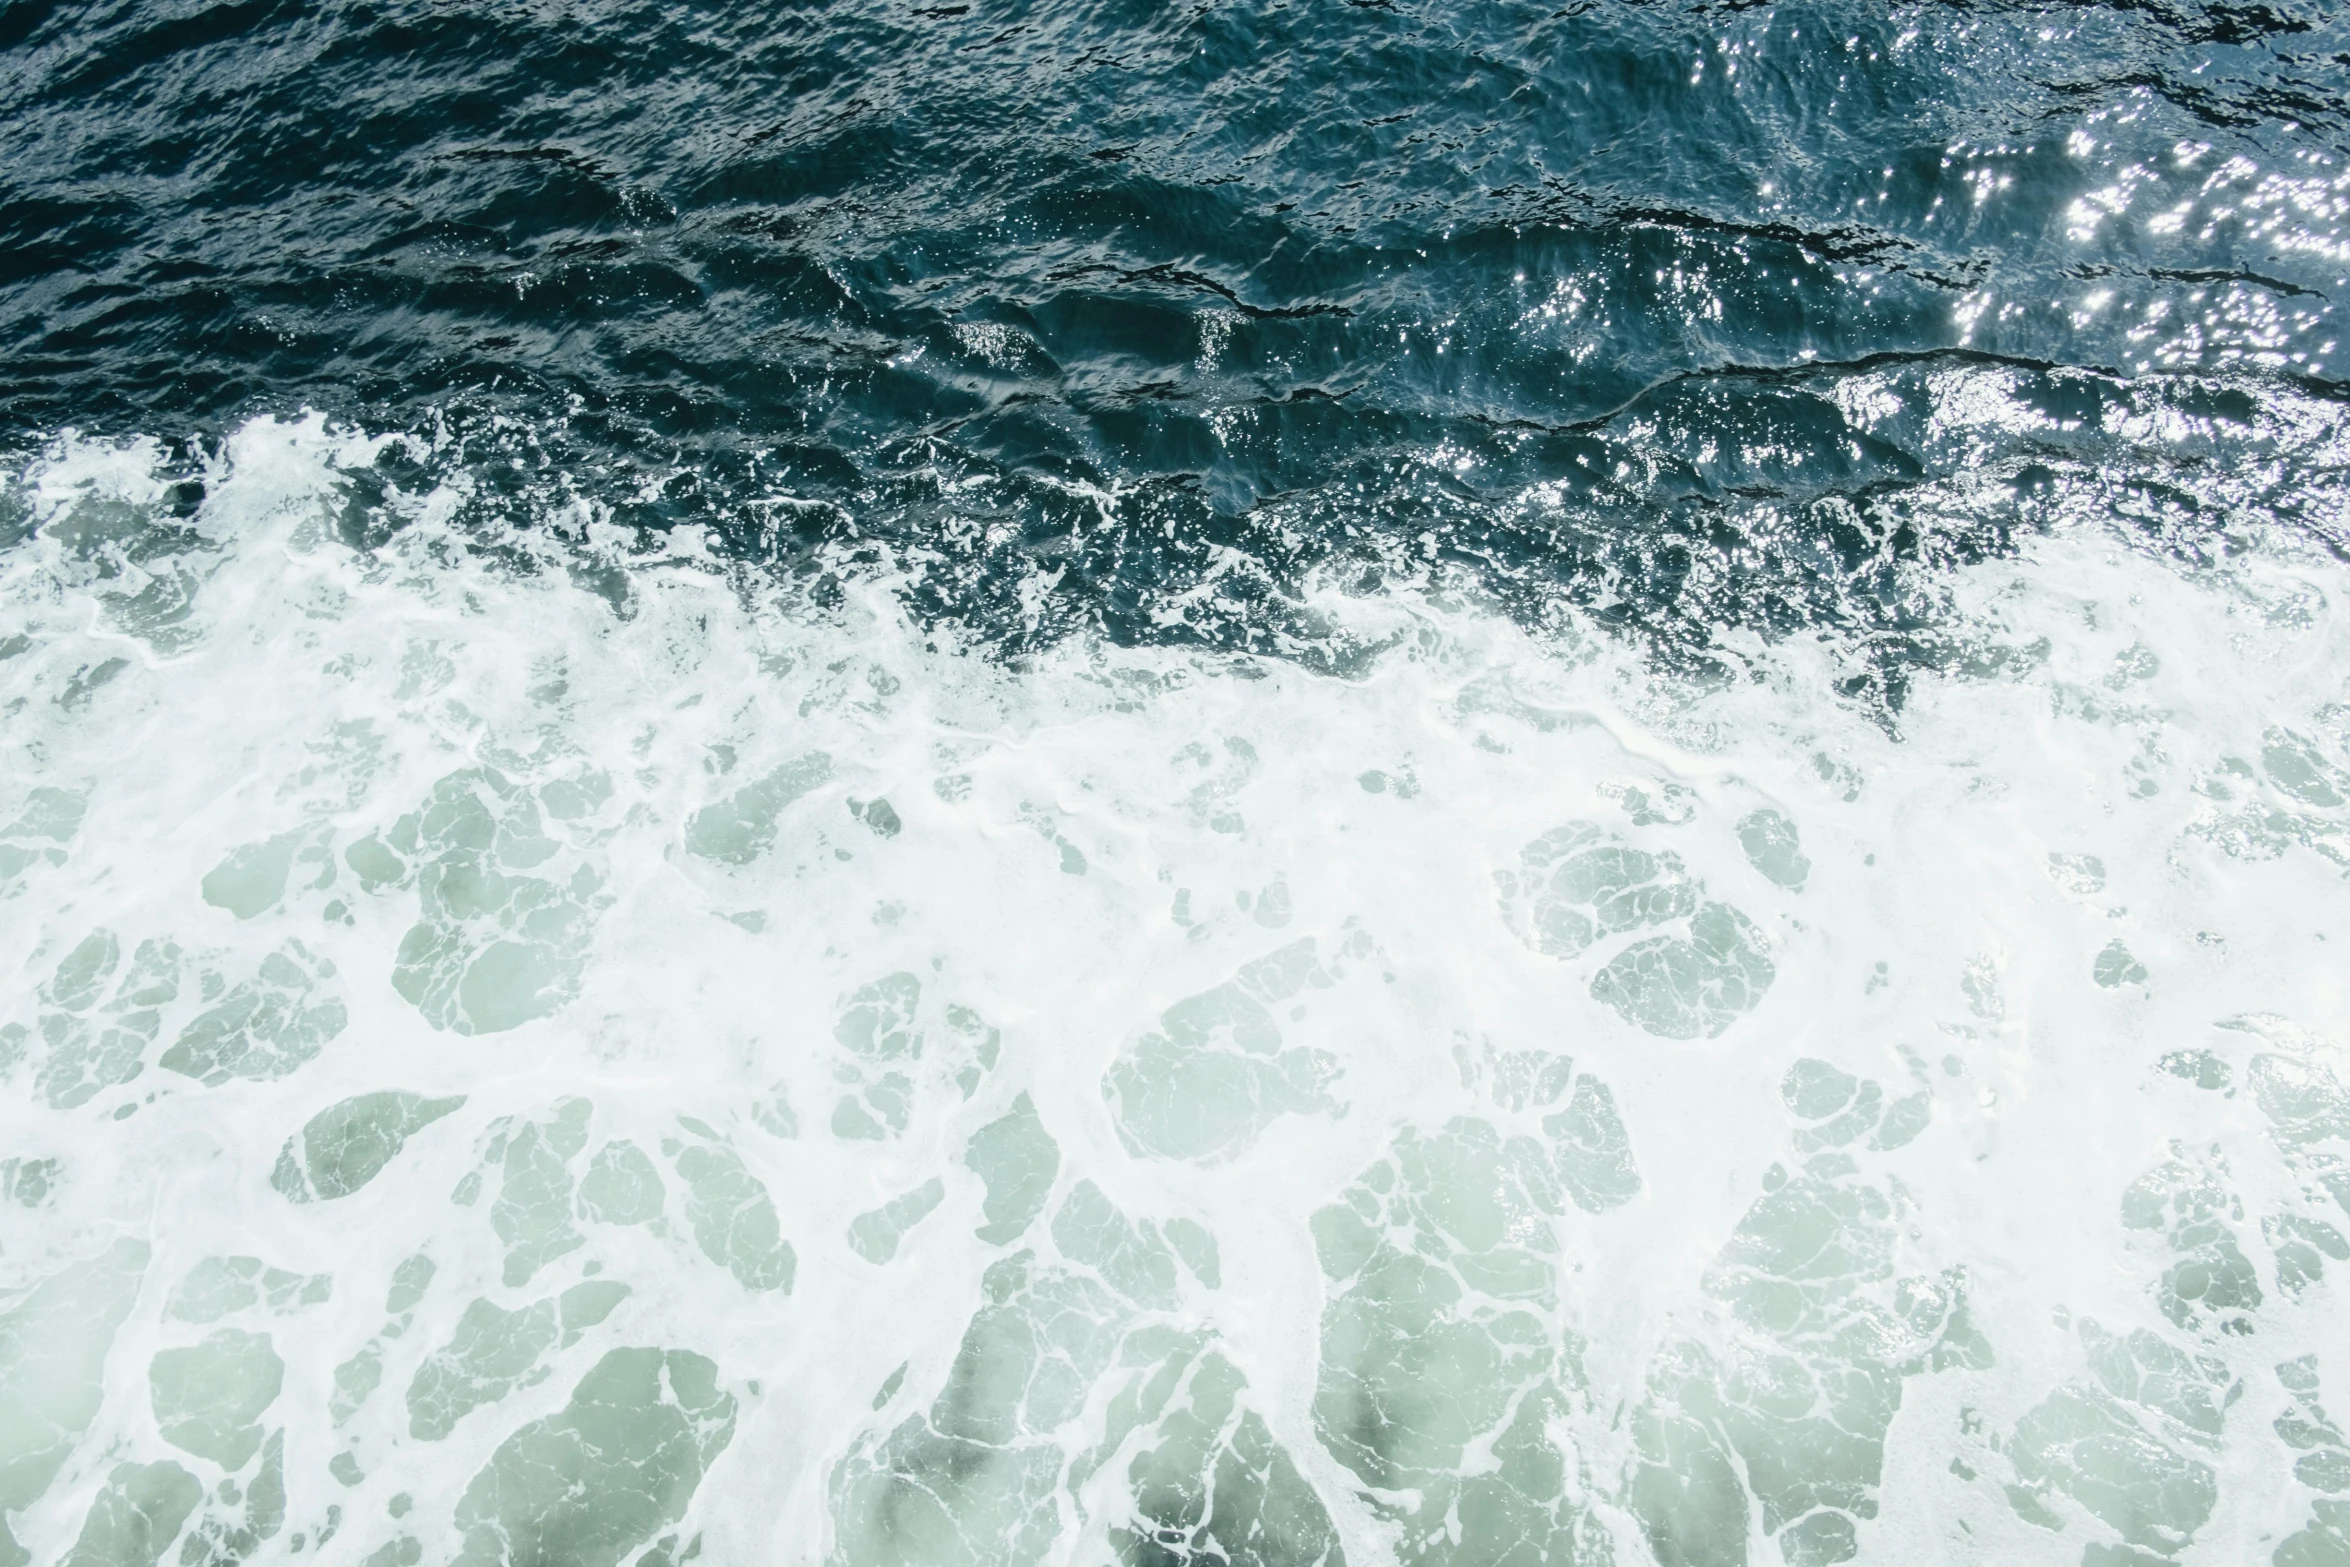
[4,0,2350,1564]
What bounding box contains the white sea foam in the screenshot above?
[2,408,2348,1567]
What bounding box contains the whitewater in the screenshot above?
[1,372,2347,1567]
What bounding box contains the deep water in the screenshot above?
[4,1,2350,1564]
[5,0,2347,669]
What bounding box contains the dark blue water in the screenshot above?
[4,0,2347,670]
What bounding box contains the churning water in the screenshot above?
[3,2,2350,1565]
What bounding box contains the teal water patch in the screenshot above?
[1498,821,1776,1039]
[829,975,1002,1141]
[29,931,179,1109]
[830,973,925,1140]
[161,940,347,1085]
[451,1349,737,1567]
[201,834,301,920]
[685,752,833,865]
[1736,809,1811,892]
[964,1094,1060,1246]
[149,1329,283,1469]
[829,1179,1332,1567]
[1588,903,1775,1042]
[385,768,610,1035]
[272,1092,466,1202]
[459,1099,595,1287]
[0,1240,150,1562]
[57,1462,201,1567]
[1311,1112,1627,1567]
[405,1281,631,1440]
[0,787,84,885]
[849,1180,947,1265]
[1103,932,1369,1164]
[1627,1060,1983,1567]
[664,1124,794,1293]
[580,1139,668,1228]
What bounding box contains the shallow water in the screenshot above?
[4,2,2350,1565]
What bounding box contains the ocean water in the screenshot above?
[4,2,2350,1566]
